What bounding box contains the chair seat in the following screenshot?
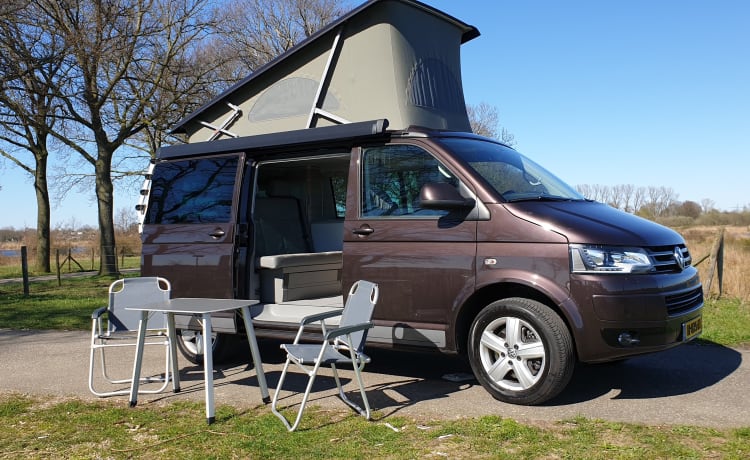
[282,343,371,366]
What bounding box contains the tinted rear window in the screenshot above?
[145,156,239,224]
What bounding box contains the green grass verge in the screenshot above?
[1,394,748,459]
[699,297,750,346]
[0,276,118,330]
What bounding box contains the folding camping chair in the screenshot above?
[271,280,379,431]
[88,276,174,397]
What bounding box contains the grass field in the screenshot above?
[1,395,749,459]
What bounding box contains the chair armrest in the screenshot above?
[287,309,344,345]
[300,309,342,326]
[324,321,374,341]
[91,306,107,319]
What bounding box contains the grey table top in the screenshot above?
[126,298,259,315]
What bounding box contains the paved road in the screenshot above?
[1,329,747,429]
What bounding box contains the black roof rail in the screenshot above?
[157,119,389,160]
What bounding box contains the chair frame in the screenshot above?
[271,280,379,431]
[88,277,174,397]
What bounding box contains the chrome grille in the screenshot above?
[647,245,692,272]
[666,286,703,316]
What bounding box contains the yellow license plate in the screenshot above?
[683,316,702,341]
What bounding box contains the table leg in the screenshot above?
[165,313,181,392]
[201,313,215,424]
[128,311,149,407]
[240,305,270,403]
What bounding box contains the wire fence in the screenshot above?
[4,246,140,296]
[693,228,725,298]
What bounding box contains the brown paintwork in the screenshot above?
[141,223,236,299]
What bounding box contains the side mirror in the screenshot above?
[419,182,475,210]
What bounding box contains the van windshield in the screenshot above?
[437,137,585,203]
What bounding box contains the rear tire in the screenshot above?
[175,329,229,364]
[467,297,575,405]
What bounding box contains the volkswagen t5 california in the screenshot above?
[139,120,703,405]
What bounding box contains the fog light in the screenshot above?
[618,332,640,347]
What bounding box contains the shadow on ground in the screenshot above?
[201,338,741,415]
[546,341,742,405]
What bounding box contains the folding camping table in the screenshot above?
[127,298,269,424]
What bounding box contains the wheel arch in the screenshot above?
[453,281,579,359]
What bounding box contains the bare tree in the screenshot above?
[467,101,516,146]
[500,127,516,147]
[575,184,593,200]
[592,184,611,204]
[33,0,219,275]
[632,186,646,213]
[641,185,678,218]
[609,184,627,210]
[467,102,499,138]
[701,198,716,213]
[0,1,69,272]
[215,0,348,73]
[115,206,138,232]
[619,183,635,212]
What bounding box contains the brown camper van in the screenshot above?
[139,0,703,405]
[140,120,703,405]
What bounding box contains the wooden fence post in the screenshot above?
[56,249,61,287]
[704,228,725,298]
[21,246,30,296]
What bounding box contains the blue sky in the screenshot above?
[433,0,749,210]
[1,0,748,228]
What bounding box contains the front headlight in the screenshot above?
[569,244,654,274]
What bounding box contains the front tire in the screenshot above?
[468,297,575,405]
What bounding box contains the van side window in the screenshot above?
[146,156,239,224]
[330,175,347,218]
[361,145,457,217]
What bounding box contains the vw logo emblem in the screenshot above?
[673,247,686,271]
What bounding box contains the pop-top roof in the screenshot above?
[172,0,479,142]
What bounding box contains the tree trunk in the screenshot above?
[34,154,52,273]
[95,154,118,276]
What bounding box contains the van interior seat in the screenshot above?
[254,196,343,303]
[259,251,342,270]
[254,196,311,256]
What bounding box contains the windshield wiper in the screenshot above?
[504,195,579,203]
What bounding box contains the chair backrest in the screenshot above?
[337,280,379,352]
[107,277,171,332]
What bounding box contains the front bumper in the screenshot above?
[569,267,704,362]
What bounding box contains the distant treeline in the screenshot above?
[575,184,749,226]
